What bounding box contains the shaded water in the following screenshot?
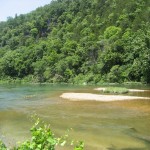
[0,84,150,149]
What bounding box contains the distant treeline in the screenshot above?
[0,0,149,84]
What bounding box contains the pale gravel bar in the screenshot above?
[60,93,150,102]
[94,88,150,92]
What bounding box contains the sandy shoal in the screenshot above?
[60,93,150,102]
[94,88,149,92]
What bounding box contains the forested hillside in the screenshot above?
[0,0,150,84]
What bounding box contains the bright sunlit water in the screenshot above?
[0,84,150,150]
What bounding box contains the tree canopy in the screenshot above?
[0,0,150,84]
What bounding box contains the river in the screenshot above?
[0,83,150,149]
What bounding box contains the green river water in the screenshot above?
[0,84,150,150]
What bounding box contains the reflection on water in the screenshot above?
[0,84,150,149]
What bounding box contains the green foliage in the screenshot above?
[74,141,84,150]
[16,118,56,150]
[0,140,7,150]
[104,26,122,40]
[106,65,122,83]
[104,87,129,94]
[0,0,150,83]
[0,118,84,150]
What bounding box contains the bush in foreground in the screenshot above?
[0,118,84,150]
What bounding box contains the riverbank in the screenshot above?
[60,93,150,102]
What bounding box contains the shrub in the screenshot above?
[0,140,7,150]
[0,118,84,150]
[104,87,129,94]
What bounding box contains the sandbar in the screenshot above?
[94,88,149,92]
[60,93,150,102]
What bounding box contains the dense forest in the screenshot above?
[0,0,149,84]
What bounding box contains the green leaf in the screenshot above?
[37,144,42,149]
[60,140,66,146]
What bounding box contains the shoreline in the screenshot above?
[60,93,150,102]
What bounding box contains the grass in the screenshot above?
[103,87,129,94]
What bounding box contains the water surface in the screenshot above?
[0,84,150,150]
